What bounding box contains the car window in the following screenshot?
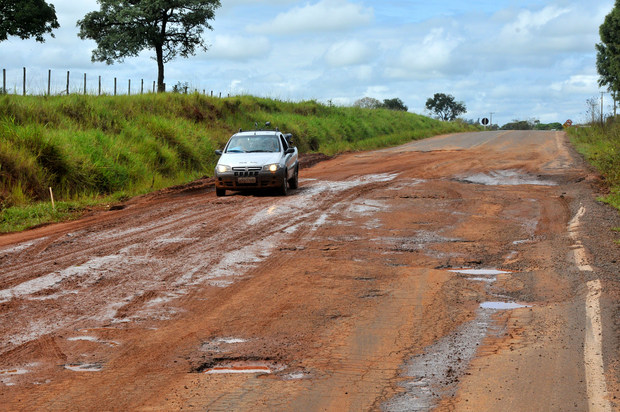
[225,135,281,153]
[280,135,289,150]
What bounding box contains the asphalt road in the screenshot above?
[0,130,618,411]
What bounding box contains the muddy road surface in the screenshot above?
[0,130,618,411]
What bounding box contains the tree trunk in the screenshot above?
[156,45,165,93]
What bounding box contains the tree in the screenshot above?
[382,98,408,111]
[425,93,467,121]
[78,0,221,92]
[0,0,59,43]
[353,97,382,109]
[597,1,620,106]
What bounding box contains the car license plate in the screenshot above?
[237,176,256,184]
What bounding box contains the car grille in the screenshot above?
[233,166,261,177]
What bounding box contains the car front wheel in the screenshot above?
[279,173,288,196]
[216,187,226,197]
[288,166,299,190]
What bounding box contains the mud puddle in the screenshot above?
[201,360,284,375]
[384,268,530,411]
[456,170,556,186]
[480,301,531,310]
[64,363,103,372]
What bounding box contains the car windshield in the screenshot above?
[225,135,281,153]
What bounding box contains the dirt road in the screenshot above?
[0,131,618,411]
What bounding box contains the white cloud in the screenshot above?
[551,74,599,93]
[385,28,461,79]
[247,0,374,34]
[324,40,372,67]
[208,35,271,60]
[500,6,570,37]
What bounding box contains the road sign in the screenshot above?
[482,118,489,125]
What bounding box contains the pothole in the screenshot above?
[448,268,511,276]
[194,357,284,375]
[201,361,283,375]
[480,301,531,310]
[64,363,103,372]
[455,170,557,186]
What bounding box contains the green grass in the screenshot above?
[568,124,620,211]
[0,93,479,232]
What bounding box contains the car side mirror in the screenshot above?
[215,150,223,155]
[285,147,295,155]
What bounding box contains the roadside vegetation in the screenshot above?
[0,93,478,232]
[568,123,620,212]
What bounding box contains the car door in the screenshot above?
[280,134,296,179]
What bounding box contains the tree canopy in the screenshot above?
[353,97,382,109]
[382,98,408,111]
[597,0,620,94]
[425,93,467,121]
[78,0,221,92]
[0,0,59,43]
[353,97,408,111]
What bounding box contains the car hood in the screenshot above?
[218,152,281,167]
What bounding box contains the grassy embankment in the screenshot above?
[0,93,478,232]
[568,124,620,214]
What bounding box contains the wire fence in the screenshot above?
[1,67,228,97]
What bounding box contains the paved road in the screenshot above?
[0,131,618,411]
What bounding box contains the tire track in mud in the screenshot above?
[0,174,400,357]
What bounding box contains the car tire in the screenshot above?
[288,166,299,190]
[216,187,226,197]
[279,174,288,196]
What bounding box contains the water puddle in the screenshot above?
[204,366,272,374]
[64,363,103,372]
[202,361,283,375]
[480,301,530,310]
[0,368,29,376]
[66,336,119,346]
[449,268,511,276]
[456,170,556,186]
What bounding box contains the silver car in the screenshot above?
[214,129,299,196]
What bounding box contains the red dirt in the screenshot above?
[0,131,618,411]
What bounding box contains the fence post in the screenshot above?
[211,91,213,97]
[48,70,51,96]
[66,71,70,95]
[114,78,117,96]
[128,79,131,96]
[2,69,6,94]
[153,81,155,93]
[84,73,87,95]
[23,67,26,96]
[98,76,101,96]
[141,79,144,94]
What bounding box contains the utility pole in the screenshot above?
[490,112,495,128]
[601,92,604,125]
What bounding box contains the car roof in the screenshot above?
[233,130,281,137]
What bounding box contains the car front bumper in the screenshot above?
[215,169,286,190]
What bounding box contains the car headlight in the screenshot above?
[264,164,279,172]
[216,164,231,173]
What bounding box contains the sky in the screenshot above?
[0,0,615,126]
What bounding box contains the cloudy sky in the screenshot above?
[0,0,615,125]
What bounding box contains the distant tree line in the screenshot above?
[353,97,408,111]
[500,120,562,131]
